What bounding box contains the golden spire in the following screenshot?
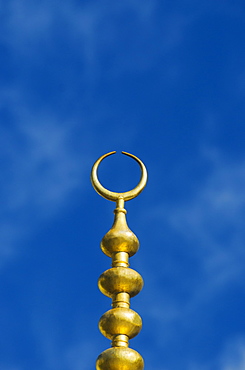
[91,151,147,370]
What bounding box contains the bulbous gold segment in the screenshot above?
[96,347,144,370]
[98,267,143,298]
[99,307,142,340]
[101,206,139,257]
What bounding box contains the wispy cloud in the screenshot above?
[30,309,100,370]
[189,337,245,370]
[135,148,245,368]
[167,150,245,287]
[0,87,92,267]
[146,148,245,294]
[0,0,196,81]
[222,338,245,370]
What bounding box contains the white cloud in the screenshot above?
[0,0,156,265]
[222,338,245,370]
[30,310,100,370]
[1,0,244,87]
[189,337,245,370]
[151,148,245,300]
[135,149,245,368]
[64,341,98,370]
[0,0,195,80]
[0,87,93,267]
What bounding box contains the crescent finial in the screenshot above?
[91,151,147,202]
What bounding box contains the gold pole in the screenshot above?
[91,151,147,370]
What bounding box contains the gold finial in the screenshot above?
[91,151,147,370]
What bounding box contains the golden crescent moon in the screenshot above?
[91,151,147,202]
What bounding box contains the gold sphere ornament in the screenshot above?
[98,267,143,298]
[99,307,142,340]
[96,347,144,370]
[91,151,147,370]
[100,222,139,257]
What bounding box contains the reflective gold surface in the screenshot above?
[91,152,147,369]
[99,307,142,340]
[96,347,144,370]
[101,205,139,257]
[98,267,143,298]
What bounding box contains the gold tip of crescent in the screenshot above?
[106,151,116,156]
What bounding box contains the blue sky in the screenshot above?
[1,0,245,369]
